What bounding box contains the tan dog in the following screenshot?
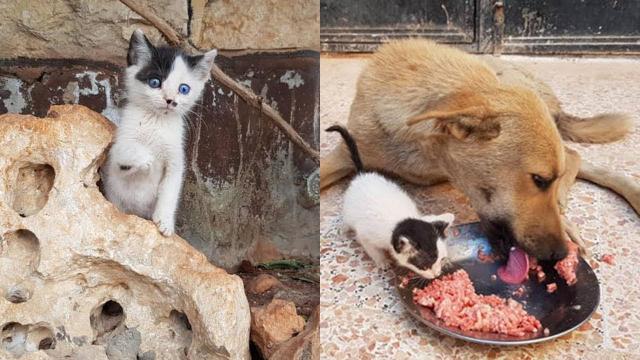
[321,39,638,260]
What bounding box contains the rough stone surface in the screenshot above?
[0,105,250,359]
[246,274,282,295]
[270,306,319,360]
[246,238,285,265]
[250,299,305,359]
[0,0,188,65]
[190,0,319,51]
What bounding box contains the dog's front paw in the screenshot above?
[152,211,175,237]
[562,216,587,256]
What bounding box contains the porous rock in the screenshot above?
[250,299,305,359]
[0,105,250,359]
[245,274,282,295]
[270,306,319,360]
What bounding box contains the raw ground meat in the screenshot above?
[554,242,579,285]
[477,247,499,263]
[601,254,615,265]
[413,269,542,337]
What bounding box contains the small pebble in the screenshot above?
[490,274,497,281]
[543,328,550,336]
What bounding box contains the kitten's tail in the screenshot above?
[325,125,364,172]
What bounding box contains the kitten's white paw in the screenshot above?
[152,212,174,237]
[119,152,153,174]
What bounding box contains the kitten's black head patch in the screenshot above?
[392,218,442,269]
[431,221,448,238]
[128,30,153,67]
[133,47,206,85]
[134,46,180,84]
[185,54,204,69]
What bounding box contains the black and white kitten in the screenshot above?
[103,29,217,236]
[326,125,454,279]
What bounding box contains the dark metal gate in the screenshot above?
[321,0,640,55]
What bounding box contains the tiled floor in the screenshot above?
[320,55,640,359]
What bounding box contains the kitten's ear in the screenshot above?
[431,221,449,238]
[193,49,218,80]
[127,29,154,67]
[392,235,410,253]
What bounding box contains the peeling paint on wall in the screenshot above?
[0,78,27,113]
[279,70,305,89]
[74,71,119,123]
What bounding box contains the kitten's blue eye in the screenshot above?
[178,84,190,95]
[148,78,161,88]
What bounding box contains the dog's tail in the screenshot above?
[555,112,633,144]
[325,125,364,172]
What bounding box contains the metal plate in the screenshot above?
[396,222,600,346]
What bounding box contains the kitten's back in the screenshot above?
[343,173,420,243]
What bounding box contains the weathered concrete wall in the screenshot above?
[191,0,320,51]
[0,0,188,65]
[0,52,319,269]
[0,0,320,65]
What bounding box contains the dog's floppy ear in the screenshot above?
[407,101,501,141]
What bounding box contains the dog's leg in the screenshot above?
[578,161,640,215]
[558,147,581,211]
[557,147,588,255]
[562,216,588,256]
[320,142,355,190]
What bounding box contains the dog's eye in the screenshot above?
[531,174,552,190]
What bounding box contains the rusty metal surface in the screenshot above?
[493,1,505,55]
[0,51,320,269]
[0,59,122,118]
[321,0,476,52]
[321,0,640,55]
[500,0,640,55]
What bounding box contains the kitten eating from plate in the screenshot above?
[326,125,454,279]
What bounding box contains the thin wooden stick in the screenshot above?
[210,66,320,161]
[118,0,320,163]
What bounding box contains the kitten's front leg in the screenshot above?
[110,141,153,174]
[152,151,184,236]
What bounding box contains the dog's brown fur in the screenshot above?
[321,39,637,260]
